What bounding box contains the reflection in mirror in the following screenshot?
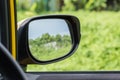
[28,19,72,61]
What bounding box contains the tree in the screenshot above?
[63,35,71,46]
[85,0,107,11]
[55,34,62,42]
[17,0,32,10]
[106,0,120,11]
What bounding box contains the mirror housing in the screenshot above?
[18,15,81,65]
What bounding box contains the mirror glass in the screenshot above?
[28,19,72,61]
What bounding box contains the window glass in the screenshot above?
[17,0,120,72]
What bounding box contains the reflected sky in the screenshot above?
[29,19,70,39]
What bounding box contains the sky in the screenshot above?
[28,19,70,39]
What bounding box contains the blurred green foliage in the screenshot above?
[85,0,107,11]
[16,0,120,12]
[62,0,107,11]
[62,0,76,11]
[17,0,31,10]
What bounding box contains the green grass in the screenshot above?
[29,43,71,61]
[17,10,120,72]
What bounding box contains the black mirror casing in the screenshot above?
[18,15,81,65]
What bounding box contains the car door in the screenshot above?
[0,0,27,79]
[0,0,16,55]
[16,0,120,80]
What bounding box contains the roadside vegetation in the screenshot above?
[29,33,71,61]
[17,0,120,71]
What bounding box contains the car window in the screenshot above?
[17,0,120,72]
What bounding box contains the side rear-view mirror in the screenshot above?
[18,15,81,65]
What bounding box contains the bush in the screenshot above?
[62,0,107,11]
[62,0,76,11]
[72,0,87,10]
[107,0,120,11]
[85,0,107,11]
[35,0,45,13]
[17,0,31,10]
